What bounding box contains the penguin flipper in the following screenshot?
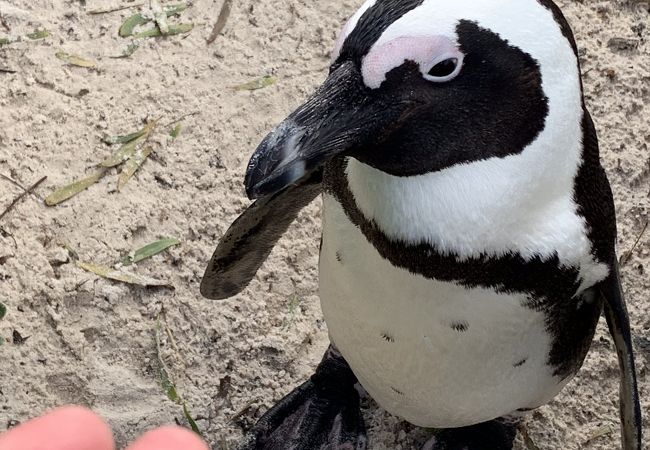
[200,170,322,300]
[237,346,366,450]
[599,263,643,450]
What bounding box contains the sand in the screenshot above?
[0,0,648,449]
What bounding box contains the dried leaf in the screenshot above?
[77,261,171,286]
[0,302,6,320]
[151,0,169,35]
[583,424,615,445]
[87,3,145,15]
[12,330,28,345]
[206,0,232,44]
[26,29,50,40]
[55,51,97,68]
[121,238,181,266]
[45,170,106,206]
[169,123,182,139]
[133,23,193,39]
[233,75,276,91]
[520,426,541,450]
[118,146,152,190]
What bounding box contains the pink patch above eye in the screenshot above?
[361,35,463,88]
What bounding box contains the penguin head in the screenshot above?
[245,0,582,199]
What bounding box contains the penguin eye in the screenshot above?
[424,57,460,82]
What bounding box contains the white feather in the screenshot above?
[320,196,571,428]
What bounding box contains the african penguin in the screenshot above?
[201,0,642,449]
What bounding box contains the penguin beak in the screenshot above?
[244,61,415,199]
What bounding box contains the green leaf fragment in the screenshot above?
[55,51,97,68]
[100,135,145,167]
[119,4,189,37]
[0,38,11,46]
[101,121,156,167]
[169,123,182,139]
[182,403,201,435]
[0,302,6,320]
[121,238,181,266]
[112,42,140,59]
[26,29,50,40]
[233,75,276,91]
[164,4,189,16]
[45,170,106,206]
[159,365,180,402]
[119,13,149,37]
[77,261,171,286]
[118,146,152,190]
[133,23,193,39]
[102,128,148,145]
[155,315,180,402]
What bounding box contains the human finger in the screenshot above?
[126,426,208,450]
[0,405,115,450]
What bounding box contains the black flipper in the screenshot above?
[238,346,367,450]
[422,419,518,450]
[200,170,322,300]
[599,263,642,450]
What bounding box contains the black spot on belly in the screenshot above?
[513,358,528,368]
[391,386,405,396]
[381,332,395,343]
[336,251,343,263]
[450,321,469,332]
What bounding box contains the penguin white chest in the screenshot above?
[319,194,568,428]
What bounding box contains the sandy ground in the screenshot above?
[0,0,648,449]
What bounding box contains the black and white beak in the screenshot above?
[244,61,422,199]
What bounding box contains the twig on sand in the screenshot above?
[0,14,10,31]
[0,176,47,222]
[161,111,199,127]
[1,173,44,201]
[619,220,649,266]
[206,0,232,44]
[87,3,145,15]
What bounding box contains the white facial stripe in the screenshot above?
[331,0,377,62]
[361,35,462,89]
[344,0,608,290]
[371,0,579,104]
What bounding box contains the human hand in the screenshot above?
[0,406,208,450]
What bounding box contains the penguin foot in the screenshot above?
[422,419,518,450]
[238,346,367,450]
